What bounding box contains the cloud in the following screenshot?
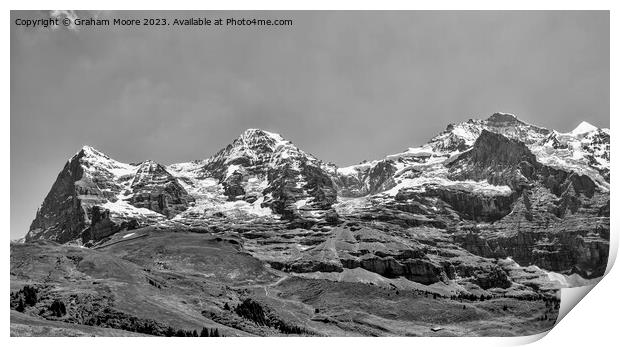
[49,10,104,31]
[49,10,78,30]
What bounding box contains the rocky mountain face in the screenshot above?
[128,160,195,218]
[202,129,338,223]
[25,113,610,288]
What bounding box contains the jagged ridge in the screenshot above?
[25,113,609,282]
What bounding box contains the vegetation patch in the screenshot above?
[234,298,314,335]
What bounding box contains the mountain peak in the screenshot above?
[486,112,522,125]
[570,121,598,136]
[76,145,108,160]
[231,128,290,153]
[239,128,286,142]
[80,144,99,154]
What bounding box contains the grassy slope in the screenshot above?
[11,311,149,337]
[10,229,558,337]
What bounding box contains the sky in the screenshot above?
[10,11,609,239]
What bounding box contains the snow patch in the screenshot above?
[570,121,598,136]
[101,200,164,219]
[225,164,241,179]
[294,197,311,209]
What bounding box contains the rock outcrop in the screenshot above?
[128,161,194,217]
[447,129,538,190]
[333,159,397,198]
[27,150,91,243]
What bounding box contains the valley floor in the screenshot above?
[10,230,559,337]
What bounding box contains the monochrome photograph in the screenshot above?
[10,10,610,338]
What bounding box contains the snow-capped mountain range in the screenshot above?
[334,113,608,199]
[26,112,609,256]
[15,112,610,338]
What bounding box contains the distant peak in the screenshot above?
[240,128,283,139]
[242,128,263,134]
[77,145,107,158]
[486,112,522,124]
[236,128,289,148]
[73,145,127,167]
[81,145,97,152]
[570,121,598,135]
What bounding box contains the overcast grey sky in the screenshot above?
[11,11,609,239]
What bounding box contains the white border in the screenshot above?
[4,2,617,346]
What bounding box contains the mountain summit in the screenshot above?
[570,121,598,136]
